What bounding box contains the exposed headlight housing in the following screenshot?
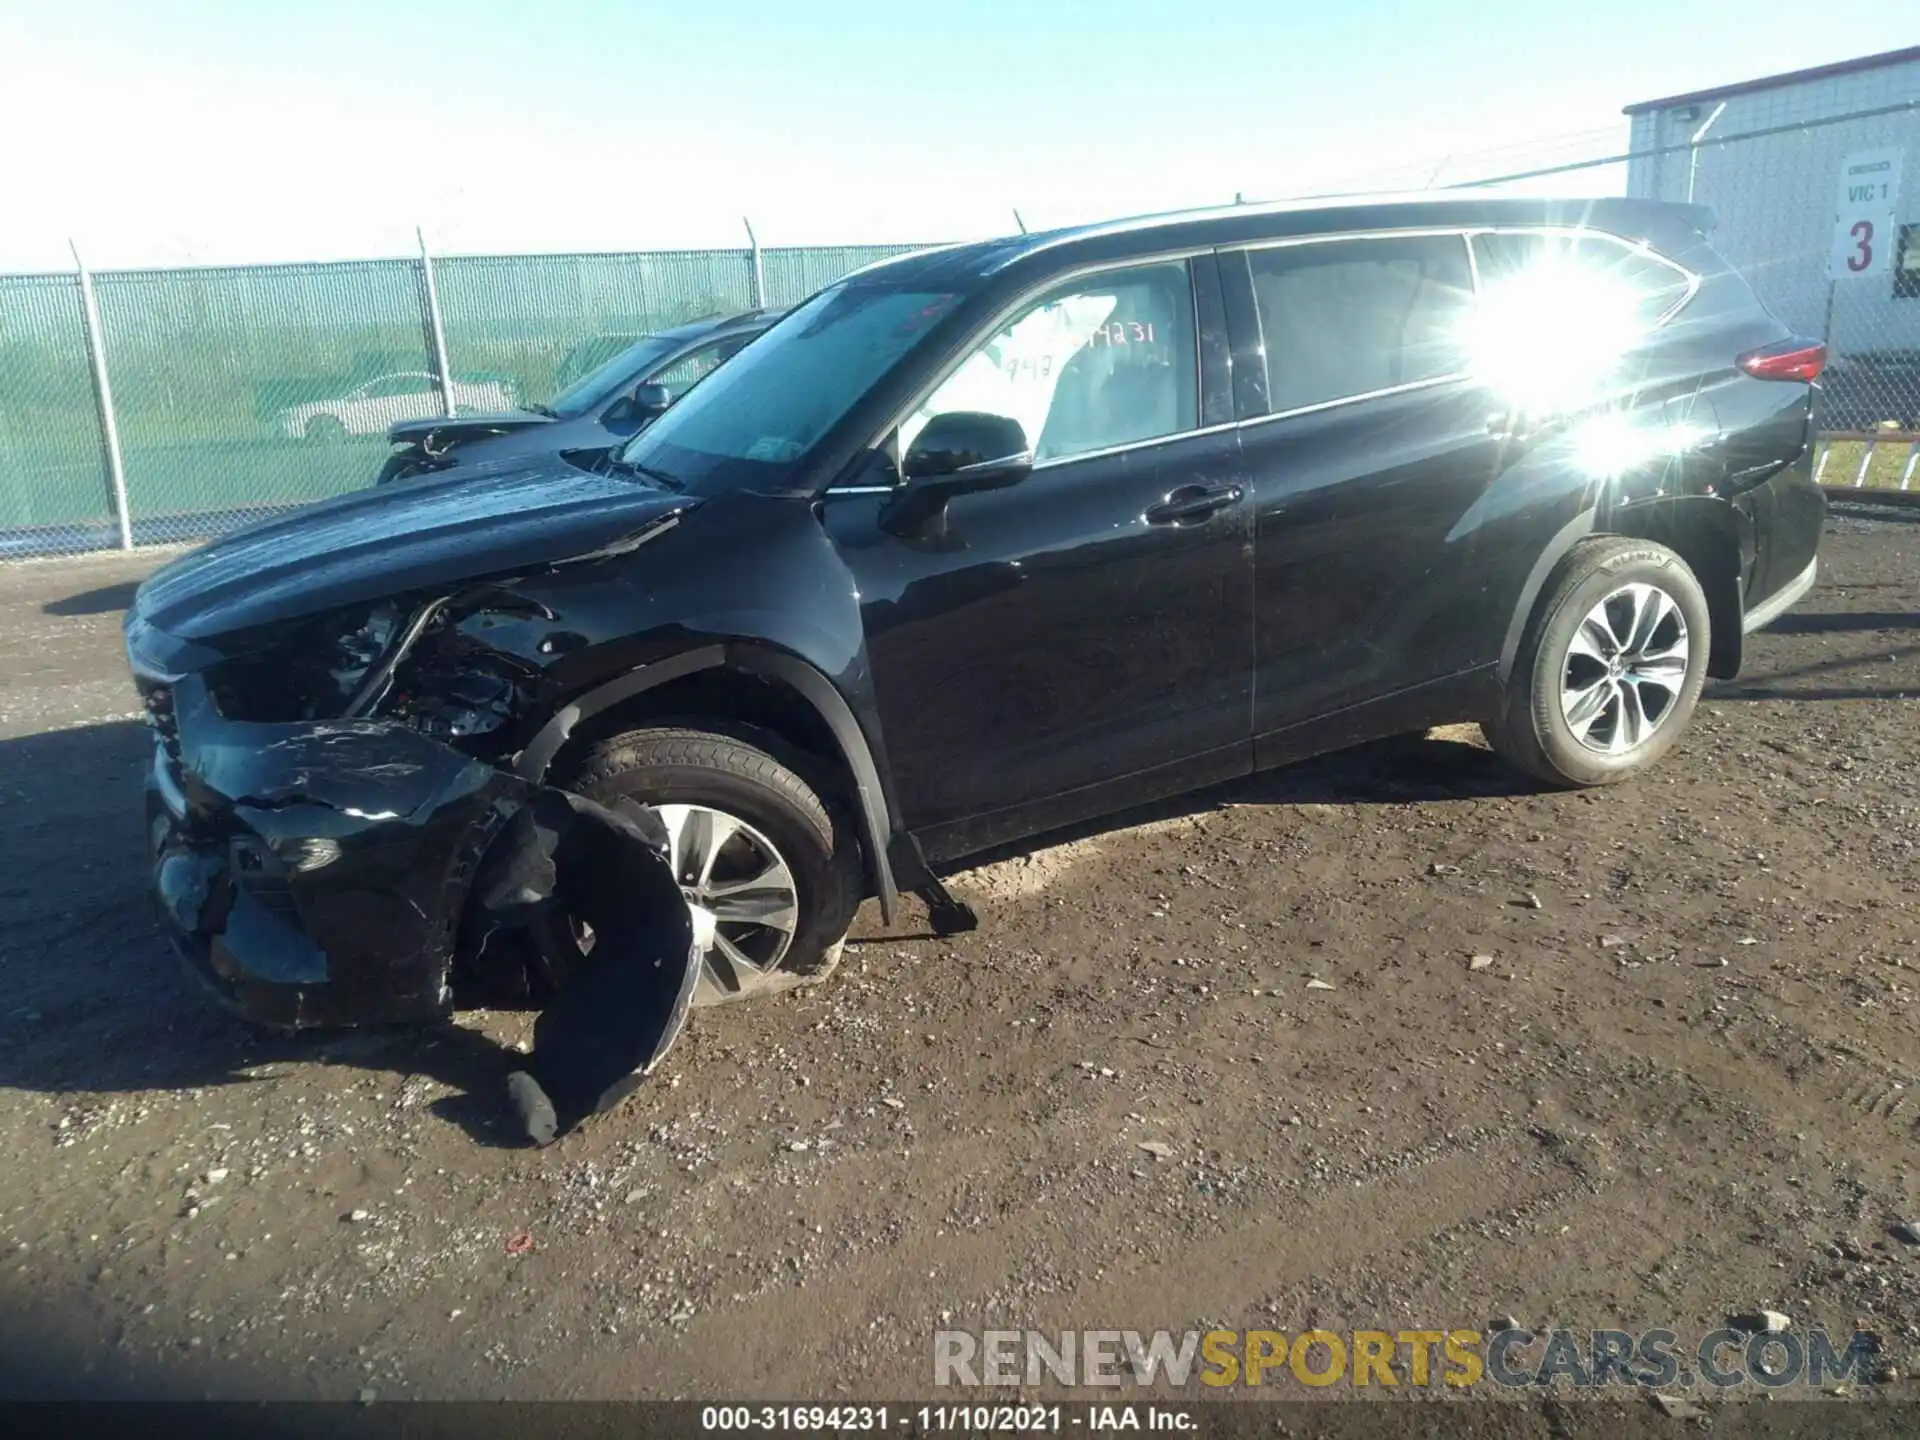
[330,602,401,703]
[207,600,416,722]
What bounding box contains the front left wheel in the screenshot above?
[567,725,862,1006]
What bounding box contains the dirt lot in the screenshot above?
[0,511,1916,1419]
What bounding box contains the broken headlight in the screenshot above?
[205,593,531,750]
[377,606,534,754]
[387,660,523,742]
[330,602,402,708]
[207,600,410,722]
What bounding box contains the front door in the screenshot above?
[825,257,1253,859]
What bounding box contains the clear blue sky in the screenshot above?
[0,0,1908,269]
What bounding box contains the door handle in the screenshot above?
[1144,483,1244,525]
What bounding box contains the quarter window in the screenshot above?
[1247,235,1474,413]
[905,261,1199,465]
[1471,232,1693,327]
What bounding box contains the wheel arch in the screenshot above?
[511,644,901,923]
[1497,507,1598,685]
[1498,497,1748,684]
[1606,495,1748,680]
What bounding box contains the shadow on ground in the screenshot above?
[0,719,537,1148]
[0,720,1533,1141]
[922,729,1532,894]
[40,580,142,617]
[1768,610,1920,636]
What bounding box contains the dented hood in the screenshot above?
[135,459,695,642]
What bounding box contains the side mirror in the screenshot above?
[631,382,673,415]
[884,412,1033,540]
[902,410,1032,487]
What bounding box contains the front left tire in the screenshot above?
[567,725,862,1005]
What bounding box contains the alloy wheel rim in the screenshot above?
[1559,582,1690,755]
[642,802,800,997]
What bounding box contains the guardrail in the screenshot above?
[1815,429,1920,507]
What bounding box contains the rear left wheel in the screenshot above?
[1487,537,1710,788]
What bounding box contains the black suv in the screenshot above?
[127,193,1825,1028]
[373,309,780,486]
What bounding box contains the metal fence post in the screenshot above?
[70,240,133,551]
[743,217,765,309]
[417,226,455,417]
[1684,101,1727,204]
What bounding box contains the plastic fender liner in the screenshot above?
[468,790,701,1134]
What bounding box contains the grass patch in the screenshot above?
[1816,437,1920,491]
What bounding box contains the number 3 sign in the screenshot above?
[1829,148,1904,281]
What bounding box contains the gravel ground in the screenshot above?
[0,513,1916,1421]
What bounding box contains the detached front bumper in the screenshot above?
[144,674,534,1029]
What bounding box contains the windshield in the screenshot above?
[615,285,960,494]
[547,334,685,417]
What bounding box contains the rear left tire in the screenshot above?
[1487,537,1710,788]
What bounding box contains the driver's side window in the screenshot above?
[902,261,1198,466]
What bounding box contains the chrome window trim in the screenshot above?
[1029,418,1240,472]
[833,246,1216,491]
[1228,224,1482,256]
[821,421,1243,496]
[1238,372,1473,431]
[830,222,1707,484]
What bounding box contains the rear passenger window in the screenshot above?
[1247,235,1474,413]
[1471,232,1692,328]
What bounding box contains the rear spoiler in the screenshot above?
[1672,202,1717,235]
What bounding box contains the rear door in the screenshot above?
[1220,233,1508,740]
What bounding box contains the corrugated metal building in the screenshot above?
[1624,46,1920,379]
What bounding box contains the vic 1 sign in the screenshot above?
[1829,148,1903,280]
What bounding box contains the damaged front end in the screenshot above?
[137,655,529,1029]
[126,576,693,1039]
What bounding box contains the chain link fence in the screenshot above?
[5,89,1920,559]
[0,241,924,558]
[1632,98,1920,495]
[0,272,109,550]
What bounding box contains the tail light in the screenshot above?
[1737,339,1826,382]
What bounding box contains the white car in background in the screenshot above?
[277,371,517,442]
